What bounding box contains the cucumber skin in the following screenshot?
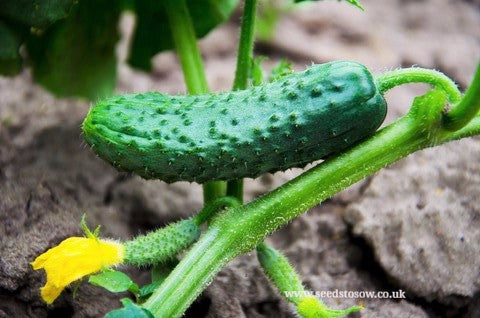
[83,61,387,183]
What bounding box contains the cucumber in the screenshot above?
[83,60,387,183]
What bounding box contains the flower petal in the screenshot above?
[41,282,64,305]
[32,236,124,304]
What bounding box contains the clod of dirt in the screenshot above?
[345,138,480,305]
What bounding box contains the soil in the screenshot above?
[1,0,479,317]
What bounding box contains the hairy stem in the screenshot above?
[143,85,480,317]
[164,0,225,203]
[143,227,232,316]
[443,62,480,131]
[164,0,208,94]
[227,0,258,202]
[232,0,258,91]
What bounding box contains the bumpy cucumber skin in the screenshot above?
[83,61,387,183]
[124,219,200,266]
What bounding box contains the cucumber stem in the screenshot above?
[143,227,229,317]
[203,182,227,204]
[227,0,259,202]
[256,242,306,305]
[443,62,480,131]
[164,0,226,203]
[376,67,462,103]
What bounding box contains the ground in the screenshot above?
[0,0,479,317]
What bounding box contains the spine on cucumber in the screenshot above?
[83,61,387,183]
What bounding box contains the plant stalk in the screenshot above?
[226,0,258,201]
[232,0,258,91]
[164,0,226,203]
[143,88,480,317]
[443,62,480,130]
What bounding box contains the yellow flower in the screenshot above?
[32,237,124,304]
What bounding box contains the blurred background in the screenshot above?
[0,0,479,317]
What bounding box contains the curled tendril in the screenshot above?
[376,62,480,132]
[376,68,462,104]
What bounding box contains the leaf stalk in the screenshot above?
[164,0,226,203]
[227,0,259,202]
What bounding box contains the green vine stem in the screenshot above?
[232,0,258,91]
[164,0,226,203]
[226,0,258,202]
[256,242,305,305]
[257,242,362,317]
[143,79,480,316]
[164,0,208,94]
[443,62,480,130]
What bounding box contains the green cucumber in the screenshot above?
[83,60,387,183]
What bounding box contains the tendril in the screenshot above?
[376,68,462,104]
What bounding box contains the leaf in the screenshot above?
[256,0,288,41]
[294,0,364,11]
[0,21,22,75]
[26,0,121,100]
[269,59,294,82]
[250,56,267,86]
[105,299,154,318]
[137,281,163,302]
[137,261,177,302]
[128,0,239,71]
[89,270,139,294]
[0,0,76,29]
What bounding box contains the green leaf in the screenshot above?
[81,213,100,240]
[137,261,178,302]
[256,0,289,41]
[138,281,163,302]
[89,270,139,294]
[105,299,154,318]
[0,0,76,28]
[294,0,364,11]
[128,0,239,71]
[0,21,22,75]
[269,58,294,82]
[250,56,267,86]
[26,0,121,100]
